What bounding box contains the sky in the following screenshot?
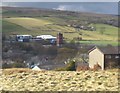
[2,0,120,2]
[2,2,119,15]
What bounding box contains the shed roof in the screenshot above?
[17,35,32,37]
[36,35,56,39]
[88,46,120,54]
[32,66,41,71]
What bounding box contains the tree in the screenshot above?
[66,60,76,71]
[55,59,76,71]
[12,62,26,68]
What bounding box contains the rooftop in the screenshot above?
[36,35,56,39]
[89,46,120,54]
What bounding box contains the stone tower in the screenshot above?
[57,33,63,46]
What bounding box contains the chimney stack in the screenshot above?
[57,33,63,47]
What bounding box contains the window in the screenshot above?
[115,55,120,59]
[106,55,111,59]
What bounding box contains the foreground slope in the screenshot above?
[0,68,118,91]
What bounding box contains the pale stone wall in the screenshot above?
[89,48,104,70]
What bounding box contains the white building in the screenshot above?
[36,35,56,40]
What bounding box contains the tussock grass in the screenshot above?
[1,68,119,91]
[2,68,45,75]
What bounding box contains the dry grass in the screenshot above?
[2,68,45,75]
[0,68,119,91]
[5,17,52,30]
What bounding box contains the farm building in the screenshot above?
[88,46,120,70]
[36,35,56,44]
[16,35,32,42]
[36,35,56,40]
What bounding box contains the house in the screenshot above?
[88,46,120,70]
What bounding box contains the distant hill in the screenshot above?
[2,7,118,27]
[2,7,119,46]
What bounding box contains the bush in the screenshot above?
[65,60,76,71]
[55,59,76,71]
[2,62,26,69]
[2,63,12,69]
[55,67,66,71]
[73,37,82,41]
[76,65,89,71]
[45,46,57,55]
[11,62,26,68]
[55,47,77,61]
[93,63,101,71]
[106,61,119,69]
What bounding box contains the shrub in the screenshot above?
[2,62,26,69]
[106,61,119,69]
[73,37,82,41]
[65,60,76,71]
[2,63,12,69]
[76,65,89,71]
[11,62,26,68]
[54,67,66,71]
[93,63,101,71]
[56,47,77,61]
[55,59,76,71]
[45,46,57,55]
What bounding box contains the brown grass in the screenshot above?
[76,66,90,71]
[2,68,46,75]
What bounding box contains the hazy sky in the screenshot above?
[2,0,120,2]
[2,2,119,15]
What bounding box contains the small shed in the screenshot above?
[32,66,41,71]
[88,46,120,70]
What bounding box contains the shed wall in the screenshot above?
[89,48,104,70]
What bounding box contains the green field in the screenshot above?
[79,40,119,46]
[2,17,119,46]
[2,20,29,33]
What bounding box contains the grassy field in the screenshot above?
[5,17,52,26]
[79,40,119,46]
[2,20,29,34]
[3,17,79,39]
[2,17,119,46]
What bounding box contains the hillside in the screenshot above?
[2,7,119,46]
[3,17,118,39]
[0,68,119,91]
